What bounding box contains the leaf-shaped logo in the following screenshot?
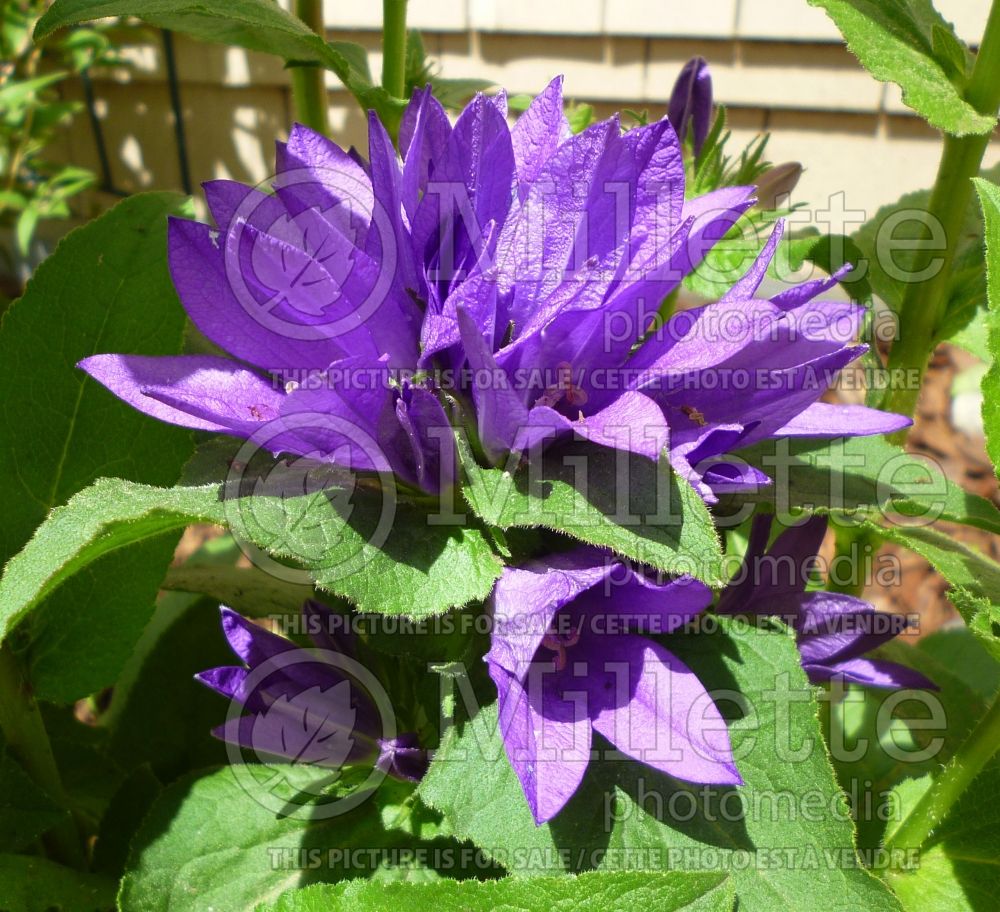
[249,680,357,771]
[250,206,359,318]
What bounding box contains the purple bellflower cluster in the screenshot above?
[79,70,907,500]
[78,58,923,823]
[196,601,428,782]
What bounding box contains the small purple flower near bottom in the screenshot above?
[487,549,742,825]
[718,514,936,690]
[195,601,428,783]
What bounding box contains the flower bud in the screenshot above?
[667,56,712,155]
[755,162,803,210]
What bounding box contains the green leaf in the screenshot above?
[262,871,735,912]
[22,533,182,703]
[0,191,196,700]
[0,71,68,110]
[0,191,193,564]
[862,521,1000,605]
[860,520,1000,660]
[420,619,901,911]
[118,766,433,912]
[729,435,1000,535]
[883,760,1000,911]
[429,77,495,111]
[15,204,40,254]
[38,703,125,824]
[807,0,995,135]
[459,437,724,585]
[0,853,115,911]
[0,732,66,852]
[957,589,1000,663]
[829,627,999,851]
[851,163,1000,351]
[973,177,1000,474]
[36,1,404,129]
[103,596,231,781]
[0,476,502,639]
[800,231,875,306]
[567,103,595,134]
[327,39,371,84]
[37,0,327,62]
[92,764,162,878]
[931,21,971,82]
[683,220,798,301]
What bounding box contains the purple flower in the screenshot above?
[487,549,741,824]
[668,57,713,155]
[79,78,908,501]
[196,601,428,782]
[416,81,909,501]
[718,515,935,689]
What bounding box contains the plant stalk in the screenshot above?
[885,690,1000,867]
[290,0,330,134]
[882,0,1000,437]
[381,0,408,101]
[0,644,85,868]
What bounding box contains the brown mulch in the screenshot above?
[860,344,1000,639]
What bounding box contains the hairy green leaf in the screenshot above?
[0,477,501,637]
[0,732,66,852]
[262,871,734,912]
[974,178,1000,472]
[830,628,999,851]
[883,760,1000,911]
[459,437,724,585]
[808,0,994,135]
[118,767,441,912]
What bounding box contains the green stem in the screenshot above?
[381,0,408,101]
[882,0,1000,438]
[290,0,330,134]
[827,525,879,597]
[0,644,85,868]
[885,691,1000,867]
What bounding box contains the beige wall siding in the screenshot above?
[56,1,998,226]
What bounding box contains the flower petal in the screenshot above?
[168,217,349,376]
[489,661,592,825]
[804,657,936,690]
[794,591,912,665]
[568,569,712,636]
[274,123,374,241]
[576,390,670,460]
[668,57,712,155]
[774,401,912,437]
[486,550,617,682]
[400,86,452,218]
[511,76,570,195]
[78,353,283,435]
[587,634,742,785]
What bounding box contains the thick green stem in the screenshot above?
[883,0,1000,437]
[381,0,408,101]
[885,691,1000,867]
[0,644,85,868]
[290,0,330,134]
[827,525,881,597]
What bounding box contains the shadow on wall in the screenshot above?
[58,79,293,200]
